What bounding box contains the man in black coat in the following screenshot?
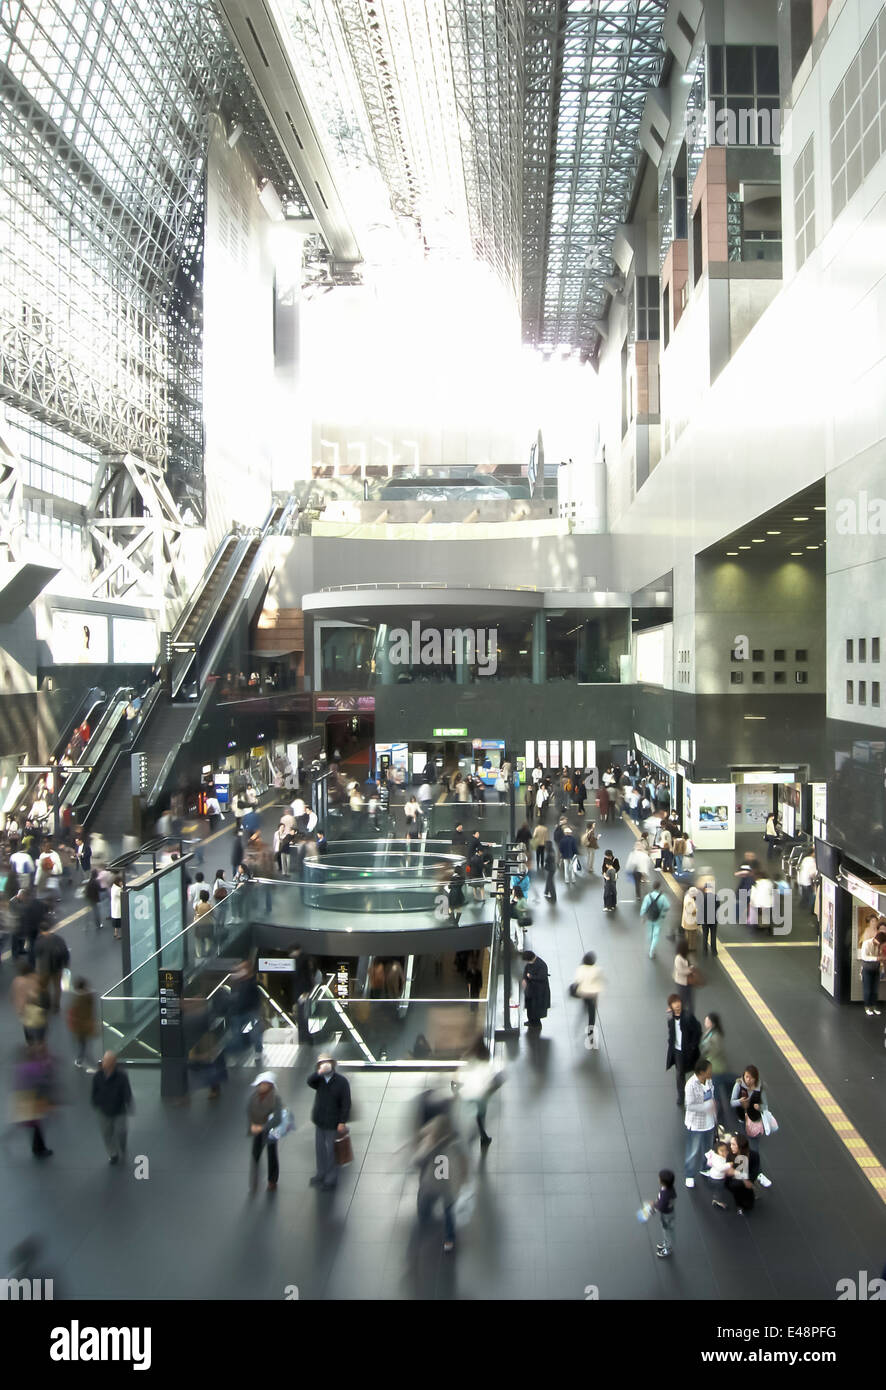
[91,1051,133,1164]
[307,1054,351,1190]
[521,951,551,1030]
[666,994,702,1106]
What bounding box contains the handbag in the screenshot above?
[267,1108,295,1142]
[687,967,705,988]
[568,982,579,998]
[761,1108,779,1136]
[745,1117,764,1138]
[334,1128,354,1166]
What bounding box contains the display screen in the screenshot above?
[50,611,109,664]
[814,837,841,881]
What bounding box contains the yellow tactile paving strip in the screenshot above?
[619,811,886,1207]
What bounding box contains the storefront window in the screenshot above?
[370,618,534,684]
[545,611,629,683]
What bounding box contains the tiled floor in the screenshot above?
[2,814,884,1300]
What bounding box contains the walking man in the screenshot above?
[91,1051,133,1164]
[641,879,669,959]
[683,1059,717,1189]
[307,1053,351,1191]
[560,825,579,886]
[665,994,701,1107]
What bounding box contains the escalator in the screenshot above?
[82,501,294,834]
[9,685,112,826]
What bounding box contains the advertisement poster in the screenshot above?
[699,804,730,831]
[51,611,109,664]
[737,783,770,828]
[112,616,157,664]
[819,877,836,997]
[812,782,827,839]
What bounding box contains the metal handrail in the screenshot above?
[318,582,541,592]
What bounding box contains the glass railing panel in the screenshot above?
[309,995,489,1064]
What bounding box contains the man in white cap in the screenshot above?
[307,1054,351,1191]
[248,1071,283,1193]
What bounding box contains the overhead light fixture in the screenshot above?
[726,551,738,556]
[790,551,803,556]
[806,544,819,549]
[744,715,767,721]
[739,544,751,549]
[766,530,781,535]
[814,506,826,511]
[793,515,809,521]
[751,538,765,543]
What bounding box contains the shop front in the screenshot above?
[634,732,681,814]
[372,732,508,788]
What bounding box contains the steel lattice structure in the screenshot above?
[0,0,309,521]
[279,0,523,305]
[522,0,667,357]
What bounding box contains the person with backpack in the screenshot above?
[641,878,670,958]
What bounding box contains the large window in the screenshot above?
[830,8,886,220]
[636,276,660,340]
[793,138,815,268]
[546,611,629,684]
[707,44,780,145]
[4,403,99,504]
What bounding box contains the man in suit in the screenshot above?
[666,994,701,1106]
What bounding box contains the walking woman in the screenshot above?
[700,1012,731,1125]
[531,821,548,872]
[572,951,604,1049]
[680,886,701,960]
[730,1064,774,1187]
[673,937,694,1012]
[582,821,599,874]
[247,1071,283,1193]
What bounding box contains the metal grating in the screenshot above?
[522,0,667,359]
[0,0,309,520]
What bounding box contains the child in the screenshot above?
[651,1168,677,1258]
[701,1140,731,1207]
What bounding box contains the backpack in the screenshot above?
[645,893,664,921]
[40,854,55,873]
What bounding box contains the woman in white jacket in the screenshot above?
[453,1038,504,1150]
[572,951,605,1048]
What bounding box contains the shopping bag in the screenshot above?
[761,1109,779,1137]
[334,1128,354,1166]
[453,1183,476,1228]
[268,1108,295,1142]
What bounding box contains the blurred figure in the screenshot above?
[227,960,264,1062]
[572,950,605,1049]
[10,961,47,1044]
[33,921,70,1014]
[7,1235,63,1298]
[289,942,314,1046]
[67,976,98,1070]
[189,1029,228,1100]
[13,1042,56,1159]
[452,1037,503,1150]
[411,1108,470,1253]
[91,1051,133,1165]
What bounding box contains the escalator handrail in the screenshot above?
[146,530,277,807]
[171,532,239,643]
[12,685,107,820]
[169,534,255,697]
[78,681,165,827]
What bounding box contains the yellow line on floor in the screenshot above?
[724,941,817,948]
[621,812,886,1208]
